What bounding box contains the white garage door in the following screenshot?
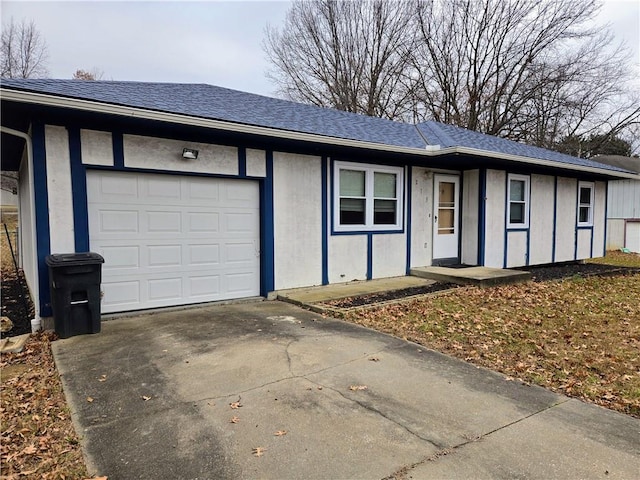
[87,171,260,313]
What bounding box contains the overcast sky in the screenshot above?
[1,0,639,98]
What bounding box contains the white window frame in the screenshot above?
[333,161,404,232]
[507,174,530,229]
[577,181,595,227]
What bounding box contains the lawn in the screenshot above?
[344,253,640,418]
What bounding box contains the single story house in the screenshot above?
[592,155,640,253]
[1,79,638,321]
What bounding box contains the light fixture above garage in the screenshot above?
[182,148,199,160]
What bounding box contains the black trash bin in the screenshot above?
[45,252,105,339]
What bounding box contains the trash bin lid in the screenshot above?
[45,252,105,267]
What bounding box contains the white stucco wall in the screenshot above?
[246,149,266,177]
[273,152,322,289]
[592,181,606,258]
[410,167,433,267]
[328,235,367,283]
[461,169,479,265]
[529,174,555,265]
[81,129,114,166]
[124,134,238,175]
[506,230,527,267]
[554,177,577,262]
[45,125,75,254]
[484,169,506,268]
[372,234,406,278]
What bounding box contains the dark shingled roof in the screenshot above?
[1,78,633,174]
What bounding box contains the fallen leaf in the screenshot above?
[349,385,368,391]
[230,401,242,409]
[274,430,287,436]
[86,397,94,403]
[369,357,380,362]
[22,445,37,455]
[252,447,266,457]
[141,396,151,401]
[98,375,107,382]
[230,416,240,424]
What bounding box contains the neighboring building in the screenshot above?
[593,155,640,253]
[1,79,638,323]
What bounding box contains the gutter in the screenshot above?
[0,125,40,323]
[2,88,639,181]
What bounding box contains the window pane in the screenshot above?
[340,169,365,196]
[579,187,591,205]
[374,199,396,224]
[374,172,396,198]
[579,206,590,223]
[510,180,524,201]
[439,182,455,206]
[438,208,454,234]
[510,203,524,224]
[340,198,365,225]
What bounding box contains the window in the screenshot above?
[507,174,530,228]
[577,182,594,226]
[334,161,403,232]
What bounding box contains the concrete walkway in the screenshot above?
[411,266,532,286]
[52,301,640,480]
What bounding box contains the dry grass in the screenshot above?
[0,332,90,479]
[345,253,640,418]
[1,207,19,271]
[589,249,640,268]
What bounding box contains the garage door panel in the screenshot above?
[88,171,260,313]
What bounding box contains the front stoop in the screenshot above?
[410,266,531,287]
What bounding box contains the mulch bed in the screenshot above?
[1,268,35,338]
[322,283,458,309]
[521,262,640,282]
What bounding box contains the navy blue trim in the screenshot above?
[260,151,275,296]
[31,123,52,317]
[321,156,329,285]
[552,176,558,263]
[478,168,486,266]
[503,174,509,269]
[366,233,373,280]
[603,182,608,256]
[85,164,264,180]
[576,226,594,230]
[405,166,412,274]
[68,127,89,252]
[112,131,124,168]
[332,228,404,235]
[238,147,247,177]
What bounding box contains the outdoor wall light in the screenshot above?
[182,148,199,159]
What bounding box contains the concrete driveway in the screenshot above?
[52,301,640,479]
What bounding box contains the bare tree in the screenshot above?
[264,0,416,120]
[410,0,639,147]
[72,68,105,80]
[1,18,49,78]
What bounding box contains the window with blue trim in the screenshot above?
[334,161,403,232]
[577,181,594,226]
[507,174,530,228]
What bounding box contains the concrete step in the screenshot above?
[410,266,531,287]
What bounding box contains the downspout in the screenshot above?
[1,125,40,322]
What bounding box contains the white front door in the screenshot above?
[432,174,460,262]
[87,171,260,313]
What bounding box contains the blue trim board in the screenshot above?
[366,233,373,280]
[31,123,52,317]
[112,131,124,168]
[457,172,463,263]
[238,147,247,177]
[552,176,558,262]
[68,127,89,252]
[85,164,263,181]
[603,182,608,256]
[503,174,509,269]
[405,166,412,274]
[260,151,275,296]
[321,156,329,285]
[574,181,579,260]
[478,168,486,266]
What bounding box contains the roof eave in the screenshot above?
[2,87,636,180]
